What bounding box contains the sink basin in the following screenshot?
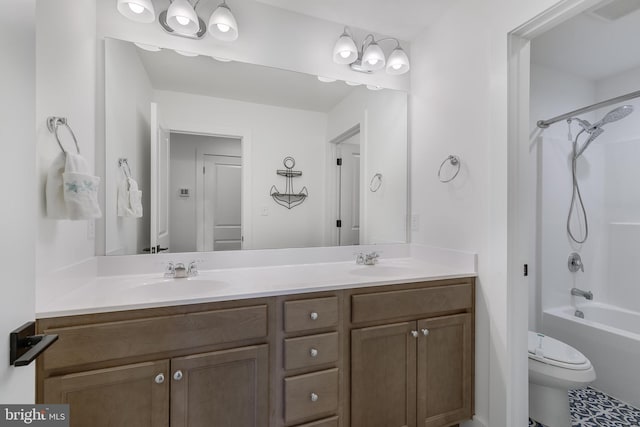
[124,276,231,299]
[348,265,419,277]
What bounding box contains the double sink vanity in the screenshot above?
[35,244,476,427]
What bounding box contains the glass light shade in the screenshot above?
[166,0,199,35]
[317,76,337,83]
[366,84,383,91]
[386,47,410,75]
[208,3,239,41]
[332,34,357,64]
[345,81,362,86]
[174,50,199,57]
[134,42,161,52]
[362,42,385,71]
[212,56,233,62]
[117,0,155,23]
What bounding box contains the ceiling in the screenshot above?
[531,2,640,81]
[254,0,453,41]
[137,48,360,113]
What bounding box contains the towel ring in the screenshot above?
[369,173,383,192]
[438,155,461,183]
[47,116,80,154]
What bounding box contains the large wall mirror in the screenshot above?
[104,38,408,255]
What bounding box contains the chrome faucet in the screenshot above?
[164,261,199,278]
[571,287,593,300]
[356,252,380,265]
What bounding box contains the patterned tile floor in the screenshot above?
[529,387,640,426]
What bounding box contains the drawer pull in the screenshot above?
[173,370,183,381]
[411,330,418,338]
[310,392,319,402]
[309,348,319,358]
[421,328,430,336]
[310,312,319,321]
[154,373,165,384]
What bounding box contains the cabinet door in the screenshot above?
[43,360,169,427]
[351,322,417,427]
[170,344,269,427]
[417,313,472,427]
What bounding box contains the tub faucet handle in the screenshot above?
[568,252,584,273]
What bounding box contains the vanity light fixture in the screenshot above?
[134,42,161,52]
[317,76,337,83]
[117,0,239,41]
[366,84,383,91]
[212,56,233,62]
[174,49,199,57]
[332,27,410,75]
[345,81,362,86]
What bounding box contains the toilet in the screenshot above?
[528,331,596,427]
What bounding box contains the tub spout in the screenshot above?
[571,287,593,300]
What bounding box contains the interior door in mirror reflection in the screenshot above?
[203,154,242,251]
[150,103,170,254]
[338,134,361,246]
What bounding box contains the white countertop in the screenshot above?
[36,244,477,318]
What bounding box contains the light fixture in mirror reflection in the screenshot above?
[104,38,408,255]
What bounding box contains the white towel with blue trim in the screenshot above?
[117,177,143,218]
[62,153,102,220]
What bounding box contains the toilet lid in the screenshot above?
[528,331,589,369]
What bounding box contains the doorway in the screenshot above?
[333,127,361,246]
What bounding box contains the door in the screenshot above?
[417,314,473,427]
[337,134,361,246]
[150,102,170,254]
[351,322,417,427]
[1,0,36,403]
[43,360,170,427]
[170,345,268,427]
[203,154,242,251]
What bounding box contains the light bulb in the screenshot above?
[217,23,230,32]
[392,63,402,70]
[367,58,379,65]
[339,50,351,59]
[128,3,144,14]
[176,15,191,25]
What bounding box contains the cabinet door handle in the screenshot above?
[310,392,319,402]
[421,328,430,336]
[310,311,319,321]
[411,330,419,338]
[154,373,165,384]
[173,370,183,381]
[309,348,319,358]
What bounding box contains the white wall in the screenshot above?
[409,0,568,425]
[104,39,153,255]
[169,133,240,252]
[96,0,409,92]
[0,0,36,403]
[155,90,328,250]
[530,64,600,331]
[327,87,408,246]
[36,0,97,275]
[596,65,640,312]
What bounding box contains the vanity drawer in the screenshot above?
[293,416,339,427]
[351,283,473,323]
[41,305,268,370]
[284,368,339,424]
[284,332,339,370]
[284,297,338,333]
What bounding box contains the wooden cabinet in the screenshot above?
[43,360,170,427]
[37,278,474,427]
[349,281,474,427]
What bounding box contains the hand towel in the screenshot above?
[117,177,143,218]
[45,153,68,219]
[61,153,102,220]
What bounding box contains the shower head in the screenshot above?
[592,105,634,128]
[572,104,634,158]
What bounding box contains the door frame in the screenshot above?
[168,126,252,251]
[506,0,602,423]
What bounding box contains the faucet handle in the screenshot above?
[355,253,365,264]
[164,262,175,278]
[188,261,199,277]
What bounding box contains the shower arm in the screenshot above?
[537,89,640,128]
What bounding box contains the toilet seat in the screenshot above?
[528,331,592,371]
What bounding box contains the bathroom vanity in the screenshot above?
[35,247,475,427]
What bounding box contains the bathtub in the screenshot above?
[543,303,640,409]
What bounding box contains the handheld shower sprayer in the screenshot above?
[565,104,634,244]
